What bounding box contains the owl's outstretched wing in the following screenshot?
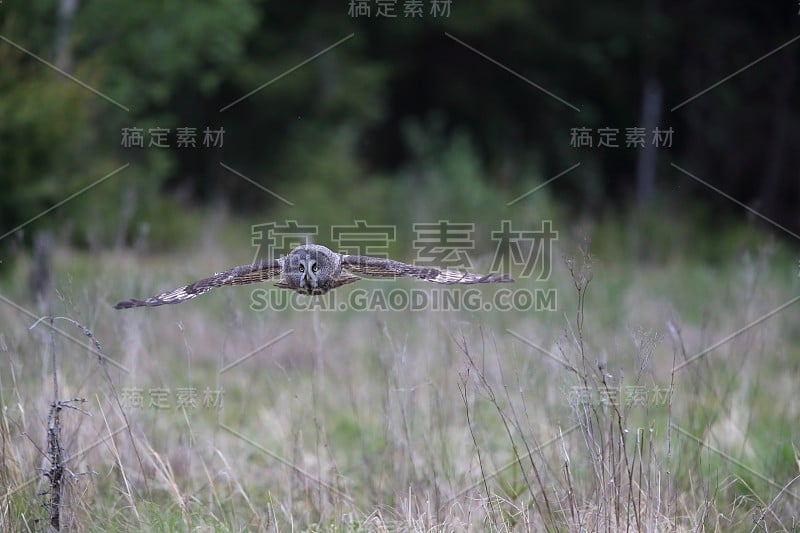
[114,258,284,309]
[340,255,513,285]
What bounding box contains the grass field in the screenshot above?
[1,214,799,531]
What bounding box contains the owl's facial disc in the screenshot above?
[299,256,319,291]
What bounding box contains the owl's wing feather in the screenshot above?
[341,255,513,284]
[114,258,284,309]
[331,270,361,288]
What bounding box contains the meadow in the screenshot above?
[1,213,799,531]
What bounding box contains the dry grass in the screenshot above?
[1,231,799,531]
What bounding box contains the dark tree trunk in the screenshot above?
[636,77,662,204]
[54,0,79,71]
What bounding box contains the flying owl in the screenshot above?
[114,244,513,309]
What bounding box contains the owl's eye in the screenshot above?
[311,263,318,273]
[298,264,305,273]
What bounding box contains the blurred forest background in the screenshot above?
[1,0,798,262]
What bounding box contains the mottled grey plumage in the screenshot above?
[115,244,512,309]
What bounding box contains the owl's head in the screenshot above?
[284,244,335,295]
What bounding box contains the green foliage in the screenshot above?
[76,0,259,109]
[1,0,260,253]
[394,114,557,253]
[260,115,559,263]
[592,201,773,266]
[271,125,392,234]
[0,47,91,244]
[401,115,500,220]
[3,1,798,255]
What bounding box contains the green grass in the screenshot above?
[1,212,799,531]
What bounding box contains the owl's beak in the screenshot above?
[304,271,311,287]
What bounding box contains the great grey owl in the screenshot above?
[115,244,512,309]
